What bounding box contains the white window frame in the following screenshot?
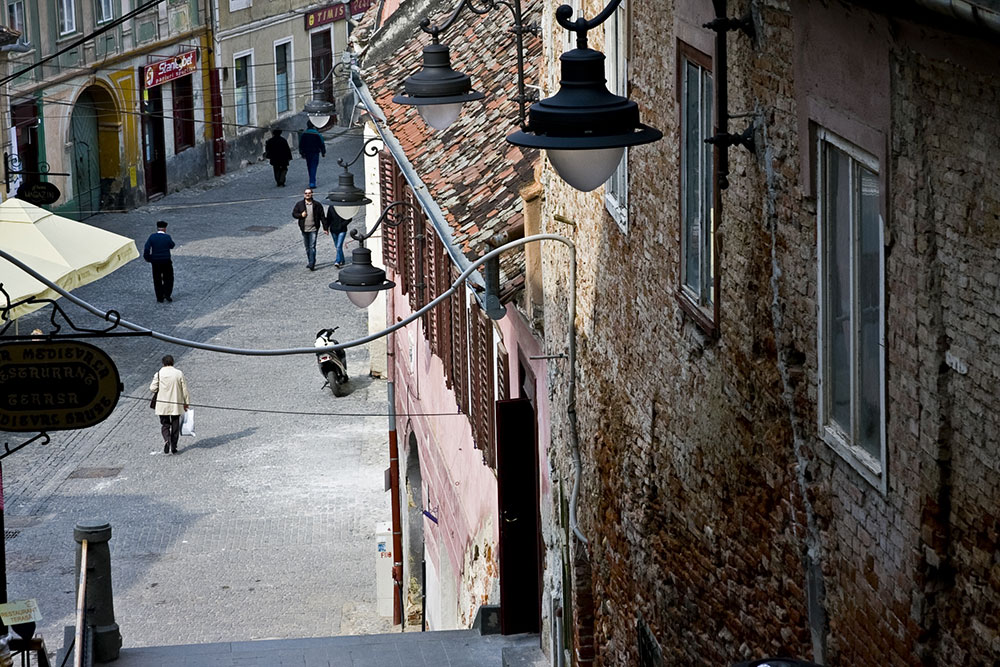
[816,127,886,492]
[95,0,114,24]
[604,0,628,232]
[273,38,294,116]
[233,50,255,128]
[229,0,251,11]
[7,0,25,34]
[679,49,715,320]
[57,0,76,35]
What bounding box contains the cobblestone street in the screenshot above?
[2,138,399,653]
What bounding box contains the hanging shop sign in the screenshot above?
[305,0,373,29]
[143,50,198,89]
[15,181,60,205]
[0,341,122,432]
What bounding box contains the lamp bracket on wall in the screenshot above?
[703,12,755,40]
[705,123,755,155]
[705,2,757,190]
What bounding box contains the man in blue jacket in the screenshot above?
[143,220,175,302]
[299,121,326,189]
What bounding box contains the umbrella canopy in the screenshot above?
[0,198,139,320]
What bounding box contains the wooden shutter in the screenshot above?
[437,244,453,388]
[496,344,509,402]
[404,187,421,309]
[451,272,469,413]
[378,153,398,269]
[469,301,496,468]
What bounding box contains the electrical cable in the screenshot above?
[122,394,465,418]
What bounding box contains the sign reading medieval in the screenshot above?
[143,50,198,89]
[0,341,122,432]
[305,0,373,29]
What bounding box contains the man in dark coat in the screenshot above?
[291,189,328,270]
[143,220,175,302]
[264,128,293,186]
[298,121,326,189]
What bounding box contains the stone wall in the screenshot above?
[537,0,1000,664]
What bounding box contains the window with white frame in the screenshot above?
[229,0,251,11]
[817,128,885,487]
[679,47,715,320]
[96,0,114,24]
[234,53,252,127]
[275,41,291,114]
[57,0,76,35]
[7,0,25,34]
[604,0,628,231]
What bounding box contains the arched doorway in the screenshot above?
[70,85,121,219]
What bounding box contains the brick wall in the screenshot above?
[537,0,1000,664]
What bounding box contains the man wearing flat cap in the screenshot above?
[143,220,175,303]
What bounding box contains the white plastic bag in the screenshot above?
[180,409,195,437]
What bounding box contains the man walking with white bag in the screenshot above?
[150,355,190,454]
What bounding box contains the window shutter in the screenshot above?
[496,344,509,402]
[451,272,469,413]
[469,302,496,468]
[378,153,398,270]
[425,223,439,346]
[438,244,453,388]
[404,187,421,309]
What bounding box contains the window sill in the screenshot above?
[820,425,886,494]
[675,290,717,338]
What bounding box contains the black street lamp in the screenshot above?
[506,2,662,191]
[329,201,415,307]
[304,61,352,129]
[326,137,383,219]
[393,0,661,192]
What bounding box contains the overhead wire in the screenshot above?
[122,394,465,418]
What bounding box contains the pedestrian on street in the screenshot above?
[264,128,292,187]
[150,355,190,455]
[327,206,350,268]
[292,189,328,271]
[143,220,175,303]
[299,121,326,189]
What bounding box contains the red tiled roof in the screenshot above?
[361,0,541,261]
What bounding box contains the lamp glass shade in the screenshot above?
[334,203,363,219]
[417,102,464,131]
[308,112,331,128]
[347,290,380,308]
[546,147,625,192]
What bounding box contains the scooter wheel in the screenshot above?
[333,378,349,397]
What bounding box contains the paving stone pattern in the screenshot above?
[2,143,405,657]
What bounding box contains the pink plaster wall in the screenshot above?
[386,276,552,627]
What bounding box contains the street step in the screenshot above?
[64,630,542,666]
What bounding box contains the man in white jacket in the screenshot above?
[150,355,191,454]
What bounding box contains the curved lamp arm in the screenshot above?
[349,200,415,245]
[314,60,353,88]
[556,0,623,49]
[337,136,385,170]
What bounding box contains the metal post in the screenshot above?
[73,540,87,667]
[74,521,120,662]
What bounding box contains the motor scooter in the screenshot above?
[315,327,349,397]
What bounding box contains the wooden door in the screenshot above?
[496,397,541,634]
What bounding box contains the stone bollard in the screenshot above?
[74,520,122,663]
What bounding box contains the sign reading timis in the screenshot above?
[0,341,122,431]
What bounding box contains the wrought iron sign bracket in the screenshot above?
[0,285,146,340]
[3,152,69,193]
[1,432,50,461]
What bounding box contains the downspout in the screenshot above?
[912,0,1000,33]
[387,381,405,627]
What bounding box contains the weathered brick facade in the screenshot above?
[537,0,1000,664]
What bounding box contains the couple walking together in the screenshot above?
[293,189,350,270]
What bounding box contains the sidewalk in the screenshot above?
[2,142,411,659]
